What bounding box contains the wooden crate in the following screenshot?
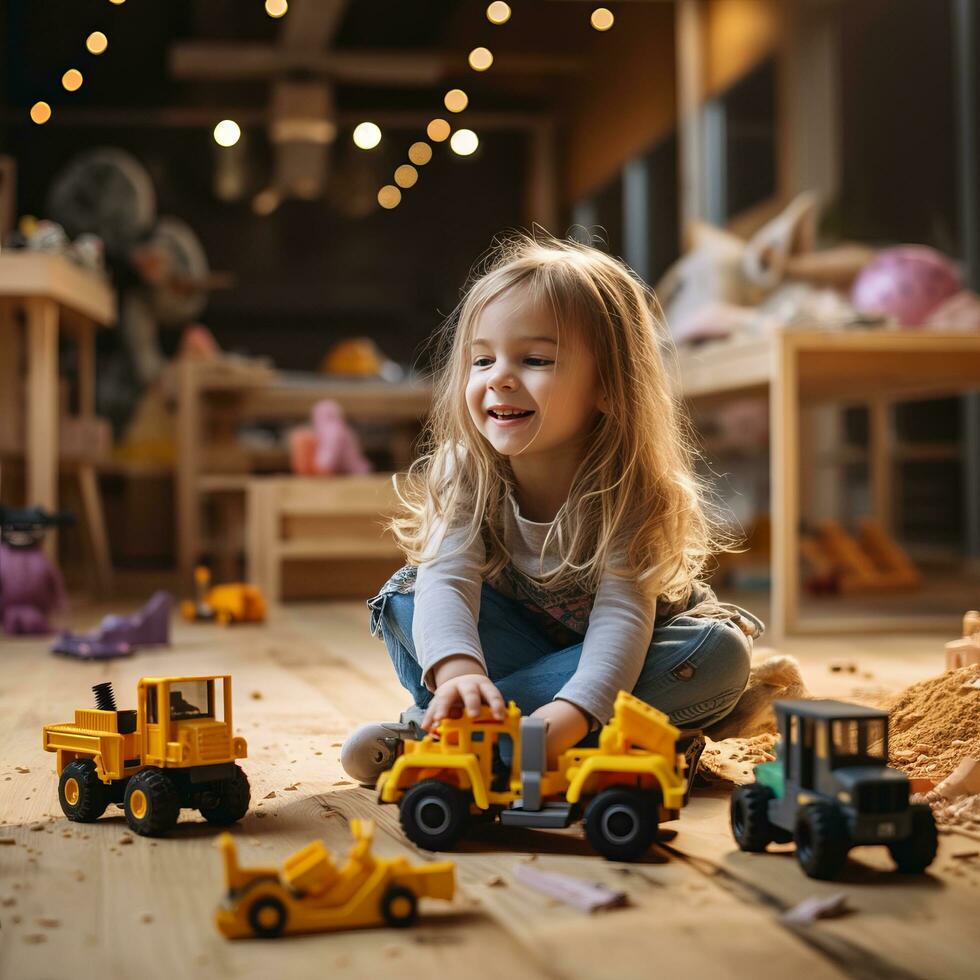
[245,474,404,603]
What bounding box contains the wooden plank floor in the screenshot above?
[2,600,978,979]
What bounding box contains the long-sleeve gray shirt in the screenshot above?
[412,493,657,724]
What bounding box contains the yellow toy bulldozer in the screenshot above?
[215,819,455,938]
[43,677,249,836]
[377,690,688,861]
[181,566,267,626]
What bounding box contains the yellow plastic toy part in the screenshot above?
[181,566,267,625]
[42,676,250,837]
[377,689,688,858]
[215,819,456,938]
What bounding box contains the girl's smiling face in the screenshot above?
[466,288,603,458]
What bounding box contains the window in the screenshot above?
[146,684,157,724]
[863,718,886,760]
[168,680,212,721]
[785,714,797,780]
[832,719,860,757]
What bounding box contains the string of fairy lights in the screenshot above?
[29,0,126,125]
[368,3,615,211]
[29,0,618,214]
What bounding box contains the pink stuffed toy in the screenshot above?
[288,400,371,476]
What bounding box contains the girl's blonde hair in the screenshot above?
[390,231,733,605]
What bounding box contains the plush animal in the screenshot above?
[0,509,69,635]
[289,400,371,476]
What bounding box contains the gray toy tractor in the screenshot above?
[730,699,937,880]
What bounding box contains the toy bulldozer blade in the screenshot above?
[215,820,455,939]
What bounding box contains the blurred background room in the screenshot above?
[2,0,978,638]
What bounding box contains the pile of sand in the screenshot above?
[888,664,980,778]
[701,733,777,786]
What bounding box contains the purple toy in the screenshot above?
[51,590,173,659]
[851,246,961,327]
[0,509,69,635]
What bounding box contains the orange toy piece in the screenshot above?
[215,818,455,938]
[181,566,266,625]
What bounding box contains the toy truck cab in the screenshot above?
[731,699,937,879]
[43,677,250,836]
[377,691,688,861]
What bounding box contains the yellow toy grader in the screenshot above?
[43,677,250,836]
[378,690,688,861]
[215,819,455,938]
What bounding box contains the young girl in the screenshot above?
[342,233,762,782]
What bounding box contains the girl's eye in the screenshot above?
[472,356,493,368]
[525,357,553,367]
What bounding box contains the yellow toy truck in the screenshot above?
[377,690,687,861]
[181,566,267,625]
[43,677,250,836]
[215,819,455,939]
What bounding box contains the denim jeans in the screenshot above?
[368,579,755,731]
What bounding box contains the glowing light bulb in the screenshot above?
[265,0,288,18]
[352,121,382,150]
[468,47,493,72]
[444,89,468,113]
[487,2,511,25]
[408,142,432,166]
[427,119,451,142]
[86,32,108,55]
[62,69,84,92]
[30,102,52,125]
[378,185,401,210]
[591,7,615,31]
[108,0,126,5]
[213,119,241,147]
[450,129,479,156]
[394,165,418,189]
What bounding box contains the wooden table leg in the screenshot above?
[26,297,59,558]
[76,320,95,417]
[78,463,113,595]
[869,396,893,533]
[0,299,21,464]
[769,332,801,641]
[176,361,200,592]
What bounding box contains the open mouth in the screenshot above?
[487,408,534,420]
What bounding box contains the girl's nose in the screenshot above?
[487,364,517,391]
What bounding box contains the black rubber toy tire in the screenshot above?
[794,803,850,880]
[888,803,938,873]
[59,759,109,823]
[380,885,419,928]
[248,895,288,938]
[584,786,659,862]
[124,767,181,837]
[399,779,470,851]
[200,764,251,826]
[730,783,778,852]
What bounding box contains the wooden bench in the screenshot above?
[245,474,405,603]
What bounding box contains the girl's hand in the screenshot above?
[422,673,507,731]
[531,700,591,767]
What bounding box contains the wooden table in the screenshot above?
[677,329,980,640]
[0,253,115,569]
[176,358,432,589]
